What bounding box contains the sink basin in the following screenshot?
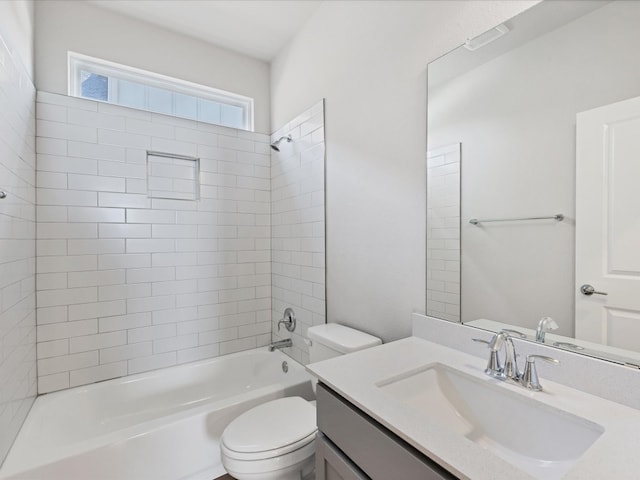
[376,363,604,480]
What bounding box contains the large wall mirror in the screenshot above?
[427,0,640,366]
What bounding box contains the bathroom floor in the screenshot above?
[214,475,234,480]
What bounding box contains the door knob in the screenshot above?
[580,284,608,296]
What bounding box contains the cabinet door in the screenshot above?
[316,433,370,480]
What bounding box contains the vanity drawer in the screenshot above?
[316,383,458,480]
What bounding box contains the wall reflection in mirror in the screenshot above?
[427,0,640,366]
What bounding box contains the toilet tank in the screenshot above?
[307,323,382,363]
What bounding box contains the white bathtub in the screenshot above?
[0,348,314,480]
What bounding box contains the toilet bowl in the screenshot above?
[220,324,381,480]
[221,397,316,480]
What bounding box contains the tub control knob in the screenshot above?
[278,307,296,332]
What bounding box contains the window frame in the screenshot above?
[68,51,254,131]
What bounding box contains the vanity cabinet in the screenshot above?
[316,383,458,480]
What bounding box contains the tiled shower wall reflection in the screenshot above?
[0,39,37,462]
[35,92,272,393]
[271,101,325,364]
[426,143,460,322]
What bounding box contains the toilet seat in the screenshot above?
[221,431,316,461]
[221,396,317,461]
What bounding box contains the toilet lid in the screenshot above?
[222,397,317,455]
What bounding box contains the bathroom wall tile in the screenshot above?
[38,155,97,175]
[98,312,152,333]
[36,305,68,324]
[36,272,68,291]
[38,90,97,111]
[68,173,125,193]
[37,351,99,376]
[426,144,460,322]
[38,222,97,239]
[68,108,126,131]
[99,223,150,239]
[37,319,98,342]
[98,129,151,149]
[152,310,196,331]
[125,118,175,138]
[37,339,69,359]
[126,209,176,224]
[37,255,97,273]
[38,188,97,207]
[37,102,67,122]
[68,141,126,162]
[68,300,126,321]
[67,269,125,288]
[177,344,219,365]
[37,287,97,308]
[69,331,127,354]
[38,372,70,394]
[37,119,97,143]
[98,192,150,209]
[99,283,151,302]
[219,337,257,355]
[153,334,198,354]
[36,92,272,390]
[126,238,175,253]
[151,137,197,157]
[68,206,125,223]
[199,327,238,346]
[67,239,125,255]
[128,352,177,375]
[100,342,152,364]
[271,101,325,363]
[36,171,67,189]
[69,361,128,388]
[98,253,151,270]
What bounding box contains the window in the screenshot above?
[68,52,254,131]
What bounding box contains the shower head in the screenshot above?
[270,135,292,152]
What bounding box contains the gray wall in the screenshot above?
[270,0,539,341]
[34,0,271,133]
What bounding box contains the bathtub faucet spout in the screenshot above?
[268,339,292,352]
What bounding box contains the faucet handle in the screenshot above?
[472,337,505,380]
[277,307,296,332]
[501,328,527,339]
[520,355,560,391]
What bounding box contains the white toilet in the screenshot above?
[220,323,382,480]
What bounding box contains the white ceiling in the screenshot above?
[88,0,323,62]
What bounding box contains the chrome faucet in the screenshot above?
[268,338,292,352]
[535,316,559,343]
[473,331,520,381]
[474,333,560,391]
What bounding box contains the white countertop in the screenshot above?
[307,336,640,480]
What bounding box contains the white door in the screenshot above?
[575,95,640,353]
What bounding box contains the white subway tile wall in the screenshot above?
[0,39,37,462]
[426,143,461,322]
[36,92,271,393]
[271,101,326,364]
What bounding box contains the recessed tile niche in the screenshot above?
[147,151,200,201]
